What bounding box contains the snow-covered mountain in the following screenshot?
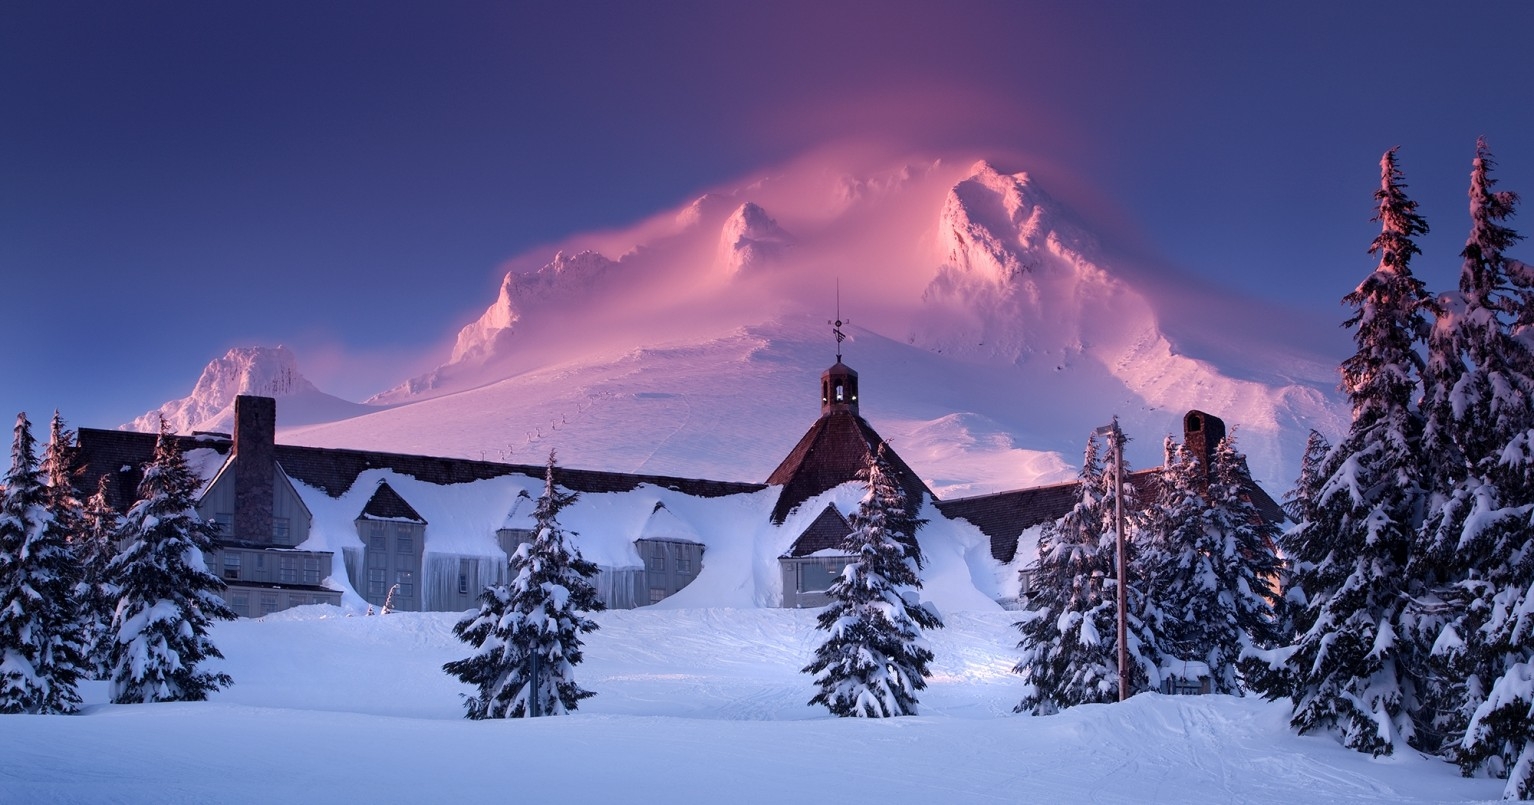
[127,345,373,434]
[139,155,1348,496]
[308,158,1347,493]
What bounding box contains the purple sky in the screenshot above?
[4,1,1532,429]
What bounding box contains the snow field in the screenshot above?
[0,606,1503,804]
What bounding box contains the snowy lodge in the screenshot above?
[75,358,1284,619]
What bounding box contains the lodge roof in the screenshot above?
[76,428,766,512]
[763,409,931,524]
[359,480,426,523]
[785,503,854,557]
[937,467,1289,563]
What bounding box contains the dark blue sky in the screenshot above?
[4,1,1532,428]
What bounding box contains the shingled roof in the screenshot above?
[785,503,854,557]
[763,410,932,524]
[359,480,427,523]
[76,428,765,512]
[938,467,1289,563]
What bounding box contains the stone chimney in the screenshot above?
[233,395,276,543]
[1183,409,1226,493]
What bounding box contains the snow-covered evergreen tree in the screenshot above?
[1420,139,1534,796]
[1283,430,1333,526]
[803,443,943,717]
[76,475,120,677]
[1249,147,1434,756]
[107,423,234,703]
[1147,435,1283,694]
[0,413,87,714]
[443,450,603,718]
[1015,423,1160,714]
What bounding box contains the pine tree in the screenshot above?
[444,450,603,718]
[107,423,234,703]
[1284,430,1333,525]
[0,413,87,713]
[77,475,120,677]
[1426,139,1534,796]
[1147,435,1283,694]
[1252,148,1434,755]
[804,443,943,717]
[1014,424,1160,714]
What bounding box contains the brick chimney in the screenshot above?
[233,395,276,543]
[1183,409,1226,494]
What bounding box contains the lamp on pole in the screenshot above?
[1094,420,1129,702]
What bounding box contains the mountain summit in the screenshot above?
[128,345,372,434]
[270,154,1344,495]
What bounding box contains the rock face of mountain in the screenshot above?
[127,346,372,434]
[274,155,1346,496]
[719,202,793,274]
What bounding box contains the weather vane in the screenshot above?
[829,279,848,362]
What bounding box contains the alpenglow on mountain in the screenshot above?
[135,155,1347,496]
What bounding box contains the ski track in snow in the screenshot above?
[0,607,1503,804]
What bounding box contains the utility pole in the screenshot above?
[1095,419,1130,701]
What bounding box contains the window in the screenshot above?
[367,568,386,583]
[303,556,321,584]
[799,560,846,593]
[649,588,667,604]
[367,581,386,599]
[676,556,692,574]
[255,553,265,569]
[210,514,233,537]
[397,535,412,554]
[397,570,414,598]
[222,552,241,580]
[279,556,297,584]
[647,555,665,572]
[458,573,469,595]
[231,594,249,617]
[258,593,278,616]
[272,517,290,542]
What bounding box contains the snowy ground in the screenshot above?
[0,606,1503,804]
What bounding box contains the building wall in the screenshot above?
[225,584,341,618]
[635,538,704,605]
[199,465,312,547]
[211,544,341,618]
[357,519,426,612]
[425,554,507,612]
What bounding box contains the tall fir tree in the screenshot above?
[444,450,603,718]
[1423,139,1534,797]
[1014,424,1161,714]
[803,443,943,717]
[0,413,87,713]
[1146,435,1283,694]
[1284,430,1334,526]
[1252,148,1433,755]
[77,476,121,677]
[107,422,234,703]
